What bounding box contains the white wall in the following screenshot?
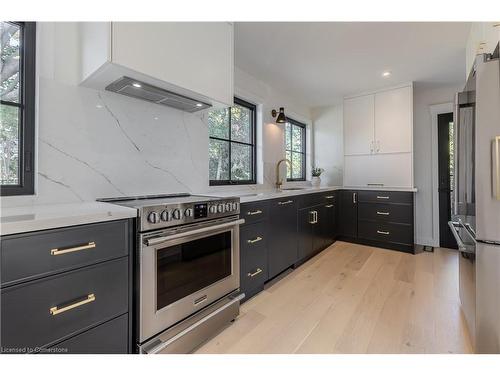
[1,22,313,208]
[311,105,343,186]
[413,82,463,246]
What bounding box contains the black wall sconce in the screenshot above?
[271,107,287,123]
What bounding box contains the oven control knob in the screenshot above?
[147,211,160,224]
[225,203,232,211]
[209,205,217,214]
[231,202,238,211]
[172,209,182,220]
[217,204,225,213]
[160,210,171,222]
[184,208,193,218]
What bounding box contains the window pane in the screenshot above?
[292,125,303,152]
[286,150,292,179]
[0,104,20,185]
[231,104,252,143]
[209,138,229,181]
[231,143,252,181]
[0,22,21,103]
[208,108,229,139]
[285,122,291,151]
[291,152,303,179]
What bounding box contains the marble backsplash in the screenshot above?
[2,78,307,208]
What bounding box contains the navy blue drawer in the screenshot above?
[1,220,129,286]
[1,257,129,350]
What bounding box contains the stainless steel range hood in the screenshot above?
[105,77,212,113]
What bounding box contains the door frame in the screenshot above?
[430,102,454,248]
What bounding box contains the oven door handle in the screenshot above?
[145,218,245,246]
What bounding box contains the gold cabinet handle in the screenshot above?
[247,210,263,216]
[376,196,390,200]
[51,242,96,256]
[325,195,334,199]
[376,211,390,216]
[377,230,390,235]
[247,236,263,244]
[325,204,334,208]
[49,294,96,316]
[247,268,263,278]
[278,200,293,205]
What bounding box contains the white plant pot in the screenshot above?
[312,176,321,187]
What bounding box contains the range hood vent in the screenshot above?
[105,77,212,113]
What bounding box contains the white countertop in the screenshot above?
[0,202,138,236]
[207,185,417,203]
[0,185,417,235]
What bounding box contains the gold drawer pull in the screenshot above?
[49,293,96,316]
[278,200,293,205]
[247,236,263,244]
[247,210,263,216]
[376,196,390,200]
[377,230,390,235]
[325,204,334,208]
[50,242,96,256]
[247,268,263,278]
[376,211,390,216]
[325,195,334,199]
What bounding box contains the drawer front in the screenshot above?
[240,263,267,300]
[358,220,413,245]
[357,191,413,204]
[1,220,129,286]
[1,257,129,349]
[299,191,337,209]
[49,314,128,354]
[240,201,269,225]
[358,202,413,224]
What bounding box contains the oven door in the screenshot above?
[139,217,244,342]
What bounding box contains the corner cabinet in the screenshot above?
[343,84,413,188]
[80,22,234,108]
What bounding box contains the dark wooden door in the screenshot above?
[323,202,337,245]
[438,112,458,249]
[339,190,358,238]
[268,198,298,278]
[297,208,314,260]
[313,205,328,252]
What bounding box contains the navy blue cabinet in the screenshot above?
[0,219,133,354]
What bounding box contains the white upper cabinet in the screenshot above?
[343,94,374,155]
[374,85,412,154]
[80,22,234,108]
[343,83,414,188]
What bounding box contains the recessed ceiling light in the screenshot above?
[196,103,203,107]
[154,117,159,120]
[96,104,103,109]
[132,82,142,88]
[382,71,391,77]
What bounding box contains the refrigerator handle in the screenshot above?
[448,221,475,254]
[493,136,500,200]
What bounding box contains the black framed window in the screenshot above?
[285,118,306,181]
[208,97,256,185]
[1,22,36,196]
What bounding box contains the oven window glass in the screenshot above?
[156,230,232,311]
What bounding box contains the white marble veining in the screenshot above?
[0,202,137,235]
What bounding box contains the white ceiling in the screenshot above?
[234,22,471,107]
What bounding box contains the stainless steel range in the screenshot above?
[100,193,245,353]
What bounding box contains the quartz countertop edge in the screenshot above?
[0,202,138,236]
[203,185,417,203]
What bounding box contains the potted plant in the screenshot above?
[311,167,324,187]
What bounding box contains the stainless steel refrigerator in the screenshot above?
[450,49,500,353]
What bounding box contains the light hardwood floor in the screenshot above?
[196,241,473,354]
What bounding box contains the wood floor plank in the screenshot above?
[196,243,472,354]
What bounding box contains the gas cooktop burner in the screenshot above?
[98,193,240,232]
